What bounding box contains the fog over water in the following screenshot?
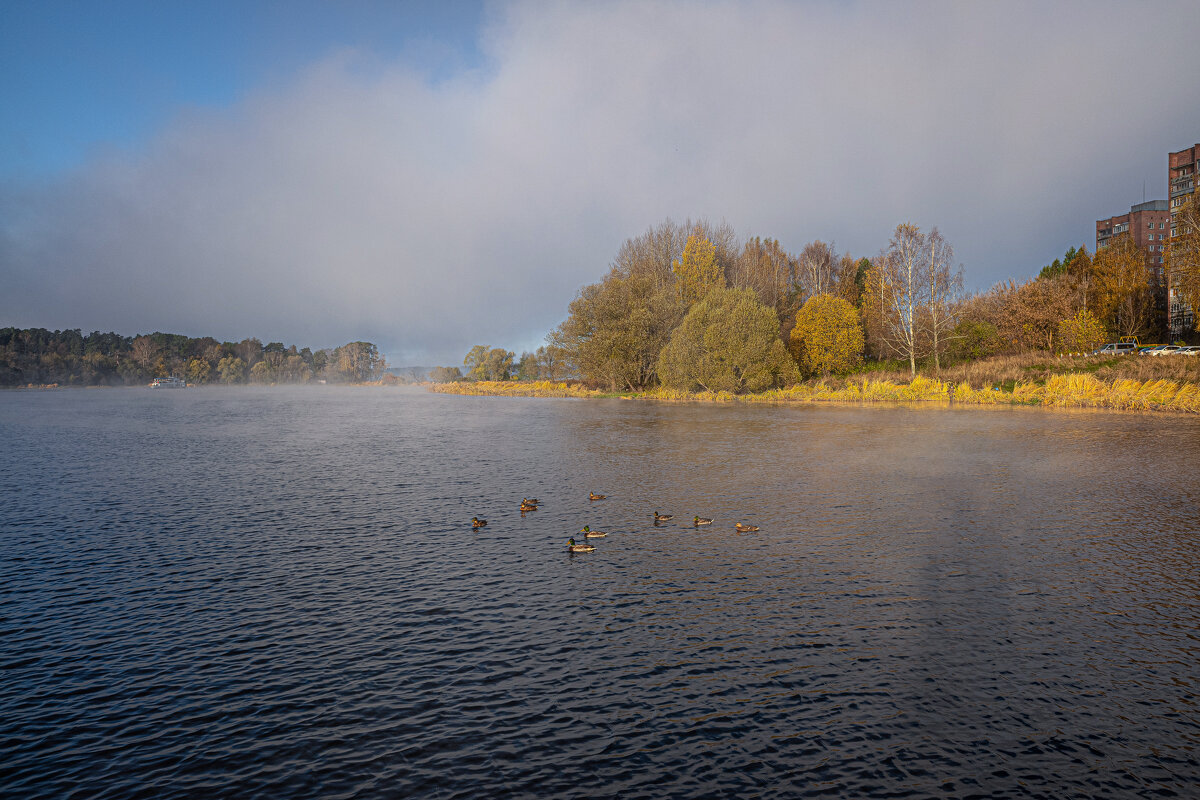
[2,387,1198,797]
[2,1,1199,363]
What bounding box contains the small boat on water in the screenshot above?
[149,376,187,389]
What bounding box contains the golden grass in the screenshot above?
[429,380,609,398]
[431,373,1200,413]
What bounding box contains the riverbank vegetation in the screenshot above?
[432,357,1200,414]
[432,210,1200,412]
[0,328,387,386]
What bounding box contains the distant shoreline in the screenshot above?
[429,376,1200,414]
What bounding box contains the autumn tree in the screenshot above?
[330,342,385,382]
[1057,310,1107,353]
[430,365,463,383]
[789,295,864,377]
[551,272,683,391]
[130,335,160,374]
[946,320,1000,361]
[612,220,688,289]
[730,236,798,330]
[657,287,799,393]
[234,338,263,366]
[797,240,838,299]
[876,223,930,375]
[1091,234,1153,338]
[536,344,570,380]
[250,360,273,383]
[217,356,247,384]
[834,254,866,307]
[516,351,540,380]
[186,358,211,384]
[925,228,963,371]
[992,276,1081,352]
[673,230,725,305]
[280,354,312,383]
[859,262,892,359]
[463,345,489,379]
[483,348,514,381]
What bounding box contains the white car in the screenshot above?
[1178,346,1200,356]
[1150,345,1183,356]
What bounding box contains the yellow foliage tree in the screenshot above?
[1056,310,1107,353]
[186,358,211,384]
[790,294,865,376]
[1091,234,1152,338]
[673,231,724,305]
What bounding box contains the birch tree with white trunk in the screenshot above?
[925,228,963,372]
[878,223,930,376]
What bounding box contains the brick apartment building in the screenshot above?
[1168,143,1198,337]
[1096,200,1170,327]
[1095,199,1169,271]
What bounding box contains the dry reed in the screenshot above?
[431,371,1200,413]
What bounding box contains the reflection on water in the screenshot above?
[1,387,1198,798]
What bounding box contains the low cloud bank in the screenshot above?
[3,0,1198,363]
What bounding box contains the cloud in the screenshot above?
[3,0,1199,363]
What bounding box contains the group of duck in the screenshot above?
[470,493,760,553]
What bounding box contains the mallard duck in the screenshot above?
[589,492,607,500]
[567,537,595,553]
[521,497,539,507]
[735,523,760,532]
[472,516,487,529]
[581,526,607,538]
[653,511,674,521]
[520,504,538,512]
[526,498,540,505]
[693,516,713,526]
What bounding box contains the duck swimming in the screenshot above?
[735,523,760,532]
[581,526,607,538]
[653,512,674,522]
[693,516,713,526]
[589,492,607,501]
[472,517,487,529]
[567,537,595,553]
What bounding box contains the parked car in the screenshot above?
[1092,342,1138,356]
[1178,346,1200,356]
[1138,346,1162,355]
[1150,345,1183,356]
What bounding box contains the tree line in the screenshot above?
[0,329,386,386]
[436,203,1200,392]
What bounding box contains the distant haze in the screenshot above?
[2,0,1199,365]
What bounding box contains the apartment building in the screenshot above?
[1095,200,1171,329]
[1168,143,1198,337]
[1095,199,1170,273]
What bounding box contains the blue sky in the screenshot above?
[2,1,1199,364]
[0,0,485,176]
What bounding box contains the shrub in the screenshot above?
[658,287,799,393]
[789,294,864,376]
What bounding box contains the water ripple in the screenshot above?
[1,389,1198,798]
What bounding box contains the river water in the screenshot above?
[2,387,1198,798]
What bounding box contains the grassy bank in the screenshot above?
[430,355,1200,414]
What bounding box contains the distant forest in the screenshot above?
[0,328,386,387]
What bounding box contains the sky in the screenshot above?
[2,0,1199,365]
